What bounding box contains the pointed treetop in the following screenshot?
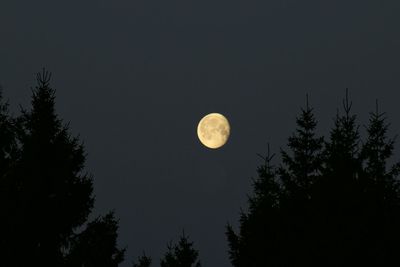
[133,251,152,267]
[257,143,275,169]
[343,88,352,116]
[36,68,52,88]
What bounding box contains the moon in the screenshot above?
[197,113,230,149]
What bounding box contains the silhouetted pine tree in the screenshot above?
[280,95,324,195]
[227,98,324,266]
[228,90,400,266]
[0,69,125,266]
[160,231,201,267]
[358,102,400,265]
[0,88,17,176]
[0,89,18,261]
[66,212,125,267]
[310,90,363,266]
[278,96,324,265]
[9,70,94,266]
[226,146,281,267]
[132,252,152,267]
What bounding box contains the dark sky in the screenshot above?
[1,0,400,266]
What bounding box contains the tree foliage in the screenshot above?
[0,70,124,266]
[227,90,400,266]
[133,252,152,267]
[160,231,201,267]
[66,212,125,267]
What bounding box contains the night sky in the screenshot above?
[1,1,400,266]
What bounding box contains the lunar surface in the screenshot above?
[197,113,230,149]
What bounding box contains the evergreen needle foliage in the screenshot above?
[0,70,125,266]
[160,231,201,267]
[227,91,400,266]
[133,252,152,267]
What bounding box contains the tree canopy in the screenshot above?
[227,91,400,266]
[2,72,400,266]
[160,231,201,267]
[0,70,125,266]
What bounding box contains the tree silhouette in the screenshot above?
[358,101,400,265]
[278,95,324,265]
[226,145,281,267]
[227,91,400,266]
[160,231,201,267]
[132,252,152,267]
[13,69,95,266]
[280,95,324,194]
[309,90,363,266]
[66,212,125,267]
[0,89,19,262]
[0,89,16,174]
[0,70,125,266]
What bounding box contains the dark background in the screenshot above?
[1,0,399,266]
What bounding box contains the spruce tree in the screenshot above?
[160,231,201,267]
[278,96,324,265]
[66,212,125,267]
[311,90,362,266]
[227,90,400,266]
[226,146,281,267]
[0,69,125,266]
[0,89,18,262]
[10,70,94,266]
[132,252,152,267]
[280,95,324,195]
[359,102,400,264]
[0,88,16,176]
[227,98,324,266]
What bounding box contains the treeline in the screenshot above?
[226,92,400,266]
[0,70,200,267]
[1,70,400,266]
[0,70,124,266]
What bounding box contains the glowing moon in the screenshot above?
[197,113,230,149]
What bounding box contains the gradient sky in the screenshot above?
[1,0,400,266]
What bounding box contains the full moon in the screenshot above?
[197,113,230,149]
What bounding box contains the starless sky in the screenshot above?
[1,0,400,266]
